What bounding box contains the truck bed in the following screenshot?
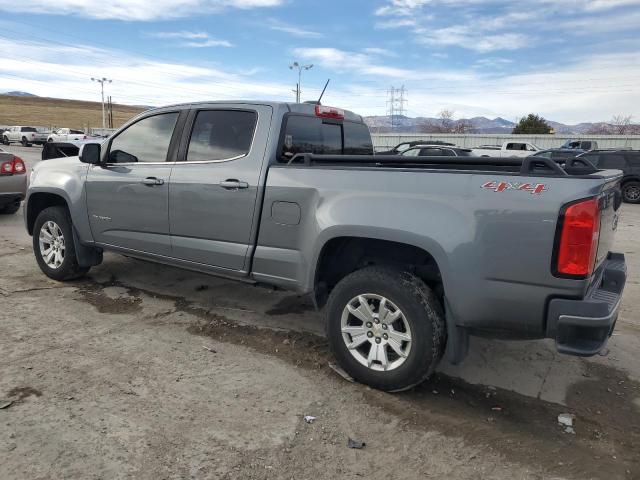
[252,153,623,340]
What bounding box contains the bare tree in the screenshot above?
[452,119,472,133]
[438,109,455,132]
[610,114,633,135]
[586,123,611,135]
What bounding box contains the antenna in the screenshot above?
[317,79,330,105]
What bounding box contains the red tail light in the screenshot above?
[555,198,600,277]
[0,156,26,175]
[315,105,344,120]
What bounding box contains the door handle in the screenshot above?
[141,177,164,186]
[219,179,249,190]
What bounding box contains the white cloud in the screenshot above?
[0,0,283,21]
[267,19,322,38]
[0,37,290,107]
[144,30,233,47]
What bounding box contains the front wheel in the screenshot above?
[21,137,31,147]
[325,266,446,392]
[622,181,640,204]
[2,136,8,145]
[33,206,90,281]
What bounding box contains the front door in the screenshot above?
[86,111,181,257]
[168,105,272,271]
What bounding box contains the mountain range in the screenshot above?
[0,91,633,134]
[363,115,624,135]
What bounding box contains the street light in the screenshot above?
[91,77,112,131]
[289,62,313,103]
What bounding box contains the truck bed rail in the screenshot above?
[287,154,599,177]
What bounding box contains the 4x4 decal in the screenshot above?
[482,181,547,195]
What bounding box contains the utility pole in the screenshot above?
[386,85,407,130]
[289,62,313,103]
[91,77,112,131]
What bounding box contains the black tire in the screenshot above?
[2,136,8,145]
[33,206,90,281]
[0,200,21,215]
[21,137,31,147]
[325,266,446,392]
[622,181,640,204]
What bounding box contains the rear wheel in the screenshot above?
[325,266,446,392]
[21,137,31,147]
[2,136,8,145]
[622,181,640,204]
[33,206,90,281]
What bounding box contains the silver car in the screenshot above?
[0,149,27,214]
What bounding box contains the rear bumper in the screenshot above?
[546,252,626,356]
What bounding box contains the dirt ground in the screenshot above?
[0,96,144,130]
[1,145,639,479]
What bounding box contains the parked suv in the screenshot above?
[578,150,640,203]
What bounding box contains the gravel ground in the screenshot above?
[0,144,638,479]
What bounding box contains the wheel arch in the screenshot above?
[26,191,70,235]
[311,229,449,309]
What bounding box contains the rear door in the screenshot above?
[86,110,183,256]
[168,105,271,271]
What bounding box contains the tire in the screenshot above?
[0,200,21,215]
[622,181,640,204]
[2,136,8,145]
[21,137,31,147]
[33,206,90,281]
[325,266,446,392]
[47,138,54,143]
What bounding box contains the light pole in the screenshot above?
[289,62,313,103]
[91,77,112,131]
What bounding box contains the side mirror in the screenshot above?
[79,143,101,165]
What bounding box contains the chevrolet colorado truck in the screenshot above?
[24,101,627,391]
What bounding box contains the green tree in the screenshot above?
[512,114,552,134]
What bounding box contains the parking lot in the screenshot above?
[1,144,639,479]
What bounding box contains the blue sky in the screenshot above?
[0,0,639,123]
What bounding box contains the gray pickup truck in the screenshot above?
[25,101,627,391]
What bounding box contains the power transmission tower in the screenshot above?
[386,85,407,130]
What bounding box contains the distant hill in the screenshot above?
[1,91,38,97]
[364,115,639,135]
[0,95,146,129]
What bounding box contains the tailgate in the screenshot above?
[595,181,622,270]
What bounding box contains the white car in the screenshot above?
[471,141,540,158]
[47,128,88,143]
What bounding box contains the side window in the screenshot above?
[506,143,525,150]
[187,110,257,162]
[402,148,420,157]
[580,154,600,166]
[626,153,640,167]
[526,144,537,151]
[600,154,627,170]
[419,148,443,156]
[108,112,178,163]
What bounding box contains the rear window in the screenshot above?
[21,127,37,132]
[281,115,372,161]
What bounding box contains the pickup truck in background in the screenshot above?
[2,126,49,146]
[24,101,626,392]
[562,139,598,151]
[47,128,88,143]
[472,141,540,157]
